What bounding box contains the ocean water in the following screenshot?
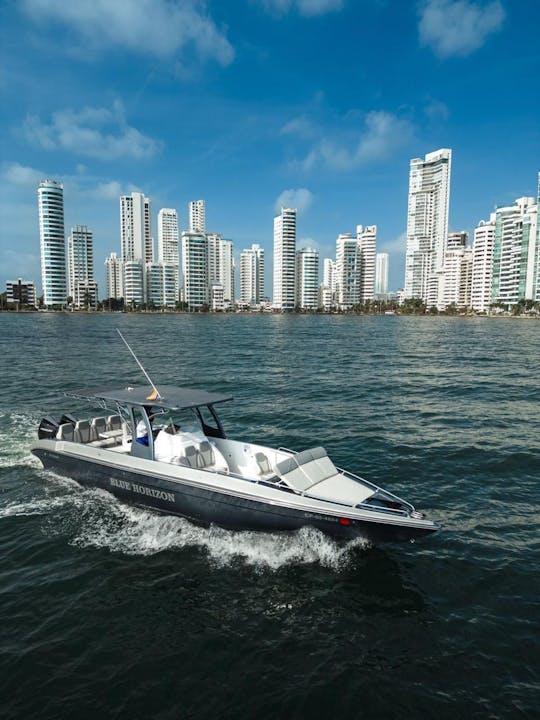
[0,313,538,719]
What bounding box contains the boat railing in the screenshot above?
[334,466,415,513]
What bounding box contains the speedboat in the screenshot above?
[32,381,439,544]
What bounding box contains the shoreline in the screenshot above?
[1,309,539,319]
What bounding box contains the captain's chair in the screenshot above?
[197,441,215,469]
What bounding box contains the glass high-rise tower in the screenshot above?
[38,179,66,307]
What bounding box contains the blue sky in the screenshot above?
[1,0,538,294]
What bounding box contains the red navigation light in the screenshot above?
[339,517,351,526]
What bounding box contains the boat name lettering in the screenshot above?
[110,478,175,503]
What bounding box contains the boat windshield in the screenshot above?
[150,408,201,435]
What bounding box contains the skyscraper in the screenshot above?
[240,244,265,306]
[220,239,235,305]
[404,148,452,308]
[158,208,179,265]
[375,253,389,296]
[534,171,540,302]
[320,258,336,311]
[335,233,359,308]
[296,247,319,310]
[120,191,152,305]
[105,252,124,300]
[441,241,472,309]
[470,215,496,313]
[181,231,208,308]
[491,196,538,308]
[207,233,235,306]
[67,225,97,309]
[38,179,66,307]
[157,208,179,304]
[120,192,152,263]
[273,207,297,311]
[189,200,206,233]
[357,225,376,303]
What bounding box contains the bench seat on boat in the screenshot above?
[275,446,374,505]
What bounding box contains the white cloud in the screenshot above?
[296,111,413,172]
[261,0,343,17]
[425,99,449,121]
[379,231,407,255]
[2,162,47,186]
[22,100,162,161]
[275,188,313,214]
[419,0,505,58]
[21,0,234,66]
[90,181,124,200]
[298,236,320,250]
[89,180,141,199]
[280,117,315,138]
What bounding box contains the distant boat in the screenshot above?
[384,310,396,315]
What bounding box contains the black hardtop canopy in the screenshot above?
[68,385,233,411]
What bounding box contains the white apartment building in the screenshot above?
[38,179,66,307]
[447,231,468,250]
[296,247,319,310]
[357,225,376,303]
[158,208,179,265]
[120,192,152,263]
[404,148,452,309]
[442,245,472,309]
[68,225,96,309]
[189,200,206,233]
[320,258,336,311]
[492,197,538,307]
[335,233,360,308]
[123,261,145,307]
[181,231,208,308]
[318,285,334,312]
[273,207,297,311]
[207,233,235,306]
[210,282,225,311]
[323,258,336,294]
[157,208,179,303]
[144,263,176,308]
[471,215,496,312]
[105,252,124,300]
[120,191,152,303]
[240,244,265,306]
[375,253,389,296]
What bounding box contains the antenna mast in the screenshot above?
[116,329,161,399]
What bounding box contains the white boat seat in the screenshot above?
[255,452,271,475]
[57,423,75,442]
[107,415,122,432]
[74,420,92,444]
[275,447,341,492]
[91,417,107,441]
[253,452,279,481]
[183,445,199,469]
[197,441,215,469]
[107,415,122,430]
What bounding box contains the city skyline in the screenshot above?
[1,1,539,292]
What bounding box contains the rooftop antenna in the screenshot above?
[116,329,161,400]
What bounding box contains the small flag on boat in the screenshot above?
[146,388,160,401]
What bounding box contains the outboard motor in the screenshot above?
[38,416,60,440]
[59,413,77,425]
